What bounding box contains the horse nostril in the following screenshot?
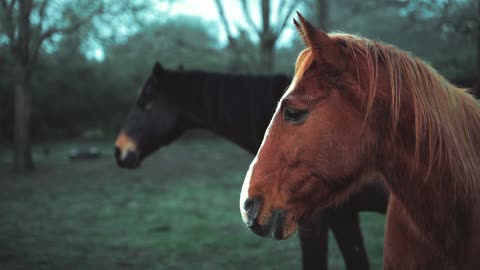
[271,210,286,240]
[114,147,140,169]
[244,197,261,226]
[243,198,254,211]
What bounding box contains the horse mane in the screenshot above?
[292,48,314,83]
[295,33,480,201]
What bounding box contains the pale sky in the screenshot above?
[156,0,300,46]
[92,0,303,60]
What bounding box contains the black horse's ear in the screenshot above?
[153,62,164,76]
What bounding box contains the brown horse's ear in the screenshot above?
[295,12,346,70]
[293,17,304,38]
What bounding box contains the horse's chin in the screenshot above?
[115,149,142,169]
[118,160,141,169]
[277,220,298,240]
[268,211,299,240]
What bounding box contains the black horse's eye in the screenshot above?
[284,107,308,123]
[137,88,157,110]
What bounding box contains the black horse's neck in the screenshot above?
[163,70,290,154]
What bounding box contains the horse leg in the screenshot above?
[327,210,370,270]
[298,181,388,270]
[325,181,388,270]
[324,181,389,270]
[298,210,328,270]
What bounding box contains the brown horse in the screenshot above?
[240,12,480,269]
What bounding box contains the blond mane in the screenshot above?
[293,33,480,200]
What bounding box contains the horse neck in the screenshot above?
[167,70,289,154]
[379,87,480,256]
[383,152,470,254]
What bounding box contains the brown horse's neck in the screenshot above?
[378,89,480,260]
[383,155,471,256]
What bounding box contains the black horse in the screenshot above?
[114,63,389,270]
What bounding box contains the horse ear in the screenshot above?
[153,62,164,76]
[295,12,346,69]
[293,17,304,38]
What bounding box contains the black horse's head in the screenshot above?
[114,62,186,169]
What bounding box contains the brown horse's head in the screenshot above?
[240,13,388,239]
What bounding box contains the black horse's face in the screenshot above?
[115,63,184,169]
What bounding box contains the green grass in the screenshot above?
[0,136,385,270]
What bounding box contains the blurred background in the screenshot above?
[0,0,478,269]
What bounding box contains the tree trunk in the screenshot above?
[317,0,329,31]
[14,64,33,172]
[260,40,274,72]
[260,0,274,72]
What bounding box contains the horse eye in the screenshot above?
[284,107,308,123]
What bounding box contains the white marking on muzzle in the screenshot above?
[120,149,130,161]
[239,78,298,225]
[240,156,256,224]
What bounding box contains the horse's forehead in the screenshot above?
[282,77,299,99]
[282,66,313,99]
[283,68,326,102]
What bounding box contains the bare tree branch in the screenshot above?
[31,3,103,62]
[1,0,17,11]
[31,0,50,48]
[213,0,236,46]
[7,0,17,10]
[332,0,409,26]
[434,0,454,30]
[40,4,102,41]
[261,0,269,33]
[240,0,260,34]
[317,0,329,30]
[17,0,33,64]
[383,0,410,7]
[37,0,49,26]
[273,0,298,36]
[0,0,17,48]
[277,0,288,18]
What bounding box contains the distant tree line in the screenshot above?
[0,0,477,171]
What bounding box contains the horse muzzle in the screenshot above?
[114,132,141,169]
[114,147,141,169]
[242,197,287,240]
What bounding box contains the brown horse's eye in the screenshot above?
[284,107,308,123]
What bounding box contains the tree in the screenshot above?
[399,0,478,88]
[316,0,328,30]
[0,0,151,172]
[308,0,411,31]
[104,16,225,83]
[214,0,300,73]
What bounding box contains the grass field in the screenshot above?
[0,134,385,270]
